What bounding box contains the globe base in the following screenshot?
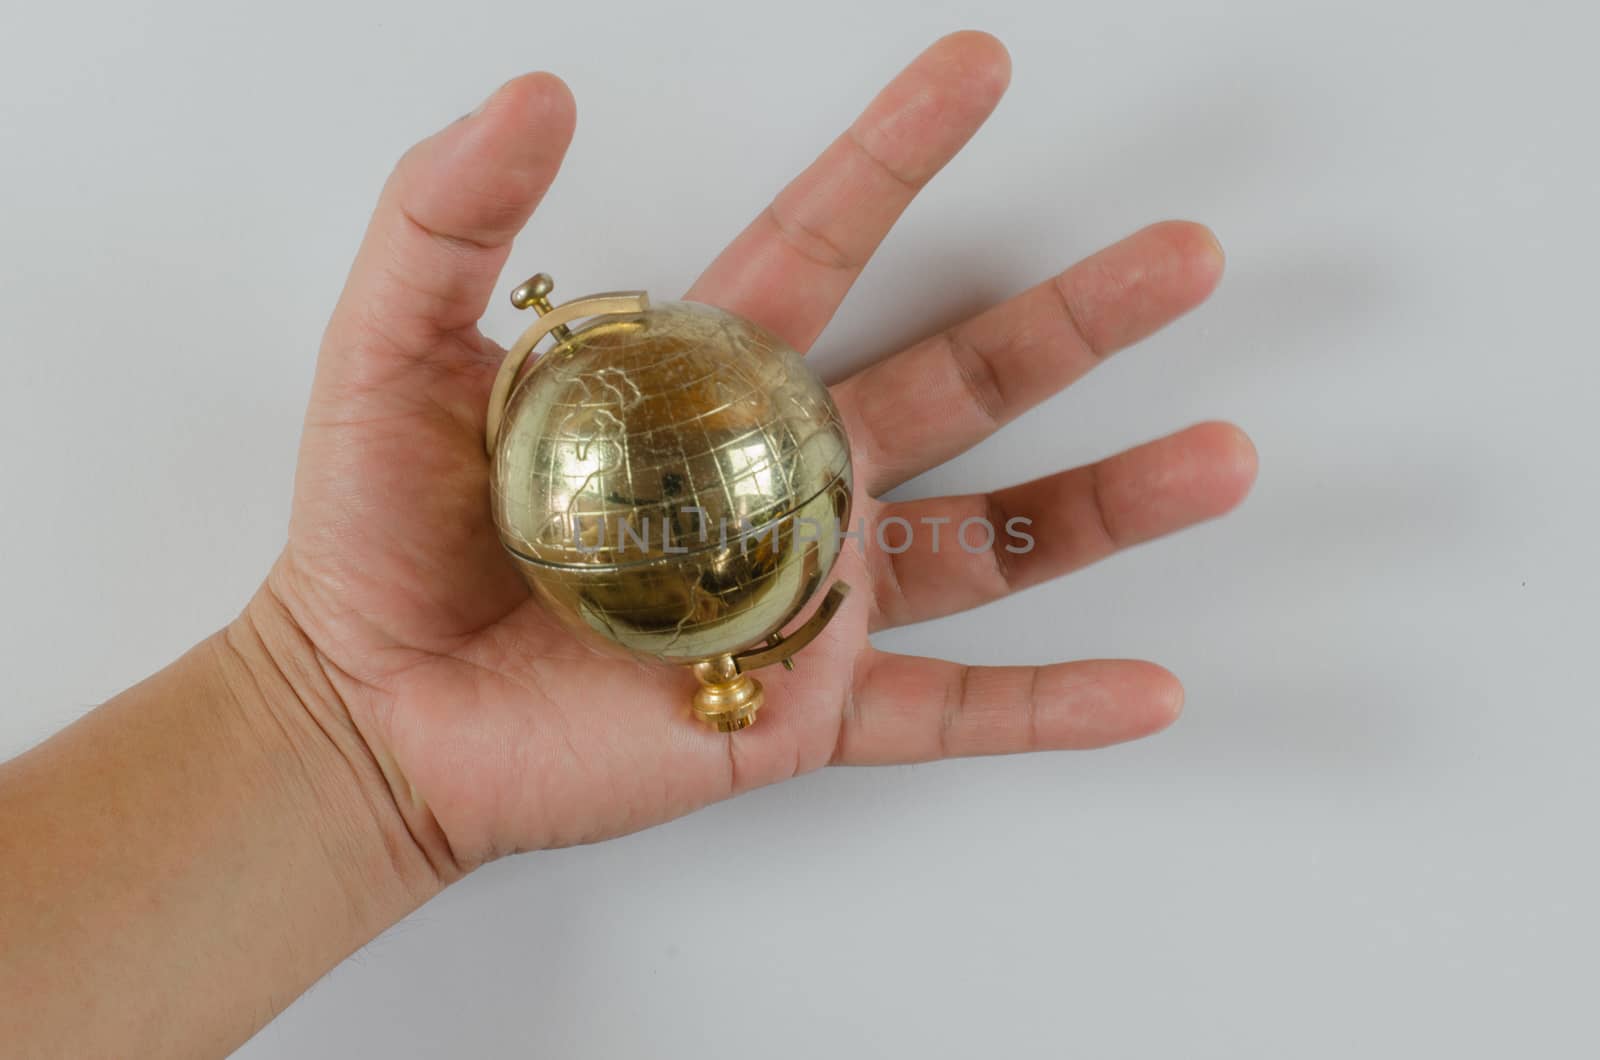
[690,655,764,732]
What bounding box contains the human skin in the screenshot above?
[0,31,1256,1057]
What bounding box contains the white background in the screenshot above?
[2,0,1595,1056]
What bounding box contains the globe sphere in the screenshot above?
[491,300,852,665]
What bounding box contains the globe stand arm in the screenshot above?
[484,286,651,457]
[687,582,851,732]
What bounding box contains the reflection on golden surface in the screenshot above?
[490,297,852,674]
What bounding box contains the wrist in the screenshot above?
[0,586,448,1055]
[212,584,447,935]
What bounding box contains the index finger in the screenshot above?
[686,31,1011,351]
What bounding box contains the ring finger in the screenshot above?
[864,421,1257,631]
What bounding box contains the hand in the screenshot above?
[258,31,1256,878]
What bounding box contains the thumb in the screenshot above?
[317,72,576,397]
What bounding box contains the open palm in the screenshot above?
[263,32,1256,877]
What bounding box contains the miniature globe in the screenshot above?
[491,298,853,667]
